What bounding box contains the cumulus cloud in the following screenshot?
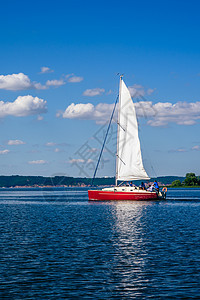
[0,95,47,118]
[0,149,10,154]
[0,73,68,90]
[0,73,34,91]
[62,103,95,119]
[33,82,47,90]
[40,67,54,74]
[46,79,65,87]
[0,73,48,90]
[144,101,200,126]
[61,102,115,124]
[67,76,83,83]
[28,160,48,164]
[60,100,200,127]
[0,72,85,90]
[83,88,105,97]
[7,140,25,145]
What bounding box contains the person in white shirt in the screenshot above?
[147,184,154,192]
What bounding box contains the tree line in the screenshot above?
[171,173,200,187]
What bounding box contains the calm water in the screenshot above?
[0,188,200,299]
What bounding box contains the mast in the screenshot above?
[115,75,123,186]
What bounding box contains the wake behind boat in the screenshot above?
[88,76,166,201]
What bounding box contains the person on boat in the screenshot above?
[140,182,146,190]
[153,180,159,193]
[147,184,154,192]
[129,181,137,188]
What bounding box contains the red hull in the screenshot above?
[88,190,158,201]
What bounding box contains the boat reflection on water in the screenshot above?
[95,201,156,296]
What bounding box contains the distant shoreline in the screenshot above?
[0,185,200,189]
[0,175,186,188]
[0,175,199,189]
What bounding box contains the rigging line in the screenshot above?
[91,95,119,186]
[116,155,126,165]
[112,117,126,131]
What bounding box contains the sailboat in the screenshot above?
[88,76,166,201]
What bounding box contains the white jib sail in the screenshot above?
[116,78,150,182]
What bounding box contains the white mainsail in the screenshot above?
[116,78,150,182]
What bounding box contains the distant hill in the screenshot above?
[0,175,185,188]
[150,176,185,185]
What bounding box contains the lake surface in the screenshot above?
[0,188,200,299]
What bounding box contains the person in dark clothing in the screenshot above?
[140,182,146,190]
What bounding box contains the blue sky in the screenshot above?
[0,0,200,177]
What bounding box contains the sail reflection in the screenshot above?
[109,202,152,296]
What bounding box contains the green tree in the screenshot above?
[171,180,182,187]
[183,173,198,186]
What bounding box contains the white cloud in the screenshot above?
[192,145,200,151]
[88,148,98,153]
[40,67,54,74]
[144,101,200,126]
[83,88,105,97]
[61,102,115,124]
[107,90,112,95]
[69,158,85,164]
[0,72,68,91]
[0,149,10,154]
[68,76,83,83]
[0,95,47,118]
[60,100,200,127]
[37,115,44,121]
[147,88,156,95]
[128,84,145,98]
[46,79,65,87]
[169,148,187,153]
[45,142,56,146]
[0,73,48,91]
[33,82,47,90]
[87,159,94,163]
[128,84,156,98]
[54,148,60,152]
[28,160,48,164]
[7,140,25,145]
[62,103,94,120]
[0,73,33,90]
